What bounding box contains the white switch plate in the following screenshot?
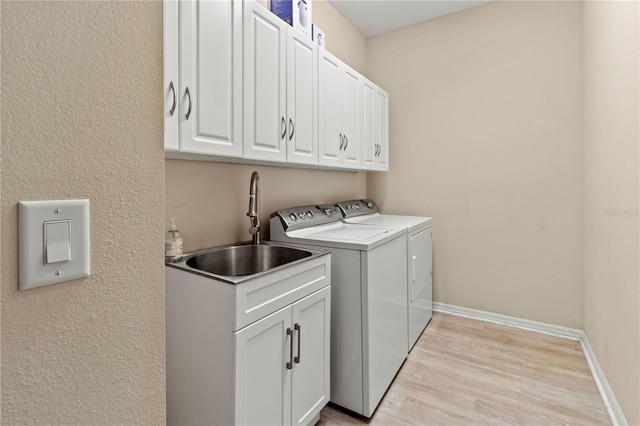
[19,199,90,291]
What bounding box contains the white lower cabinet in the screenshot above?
[166,253,331,426]
[236,287,331,426]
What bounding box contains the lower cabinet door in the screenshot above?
[291,286,331,426]
[235,305,292,426]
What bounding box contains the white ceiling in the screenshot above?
[326,0,493,38]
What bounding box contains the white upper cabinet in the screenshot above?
[318,49,362,169]
[243,1,318,165]
[286,27,318,165]
[169,0,243,157]
[163,0,179,152]
[376,87,390,171]
[243,1,288,162]
[362,80,389,171]
[361,77,377,169]
[318,50,343,167]
[164,0,388,171]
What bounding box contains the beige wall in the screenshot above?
[1,2,165,424]
[366,1,585,328]
[583,2,640,424]
[166,0,368,252]
[313,0,367,74]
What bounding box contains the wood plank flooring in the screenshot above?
[319,312,610,425]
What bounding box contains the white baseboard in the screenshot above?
[432,302,628,426]
[579,334,628,426]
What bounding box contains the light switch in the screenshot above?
[19,199,90,291]
[44,220,71,264]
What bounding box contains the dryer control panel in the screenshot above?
[336,199,379,219]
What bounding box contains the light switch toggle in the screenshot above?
[44,220,71,264]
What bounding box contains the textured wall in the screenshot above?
[1,2,166,424]
[366,1,585,328]
[166,0,369,252]
[583,2,640,424]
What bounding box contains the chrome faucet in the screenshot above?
[247,171,261,244]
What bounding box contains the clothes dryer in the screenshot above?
[336,199,432,350]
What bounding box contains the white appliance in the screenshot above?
[336,199,433,351]
[270,205,408,418]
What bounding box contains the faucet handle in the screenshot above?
[249,226,260,235]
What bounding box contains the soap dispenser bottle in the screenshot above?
[165,217,183,261]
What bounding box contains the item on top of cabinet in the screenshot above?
[165,217,183,262]
[312,24,325,47]
[296,0,311,37]
[270,0,312,38]
[270,0,293,25]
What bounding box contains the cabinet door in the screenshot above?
[235,305,292,426]
[342,65,361,168]
[163,0,179,151]
[361,78,377,170]
[180,0,243,157]
[376,87,389,171]
[286,27,318,165]
[291,286,331,426]
[318,49,344,167]
[243,1,287,162]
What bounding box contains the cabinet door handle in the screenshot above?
[339,133,344,150]
[286,327,294,369]
[289,118,295,141]
[185,87,192,120]
[168,81,176,117]
[281,117,287,139]
[375,144,378,156]
[294,323,301,364]
[344,135,348,151]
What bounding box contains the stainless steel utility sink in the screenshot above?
[166,242,323,284]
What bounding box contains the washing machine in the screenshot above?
[270,204,407,418]
[336,199,432,351]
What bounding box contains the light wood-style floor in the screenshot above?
[319,312,611,425]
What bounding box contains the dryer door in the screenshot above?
[409,228,432,350]
[410,229,431,303]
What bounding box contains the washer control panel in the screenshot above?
[336,199,379,219]
[271,205,341,231]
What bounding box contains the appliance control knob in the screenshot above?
[306,210,314,218]
[324,208,332,216]
[355,205,361,210]
[298,212,306,219]
[366,202,373,209]
[289,213,297,221]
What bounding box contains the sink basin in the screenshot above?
[175,244,315,281]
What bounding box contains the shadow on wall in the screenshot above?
[165,160,368,252]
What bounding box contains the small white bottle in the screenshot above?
[165,217,183,261]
